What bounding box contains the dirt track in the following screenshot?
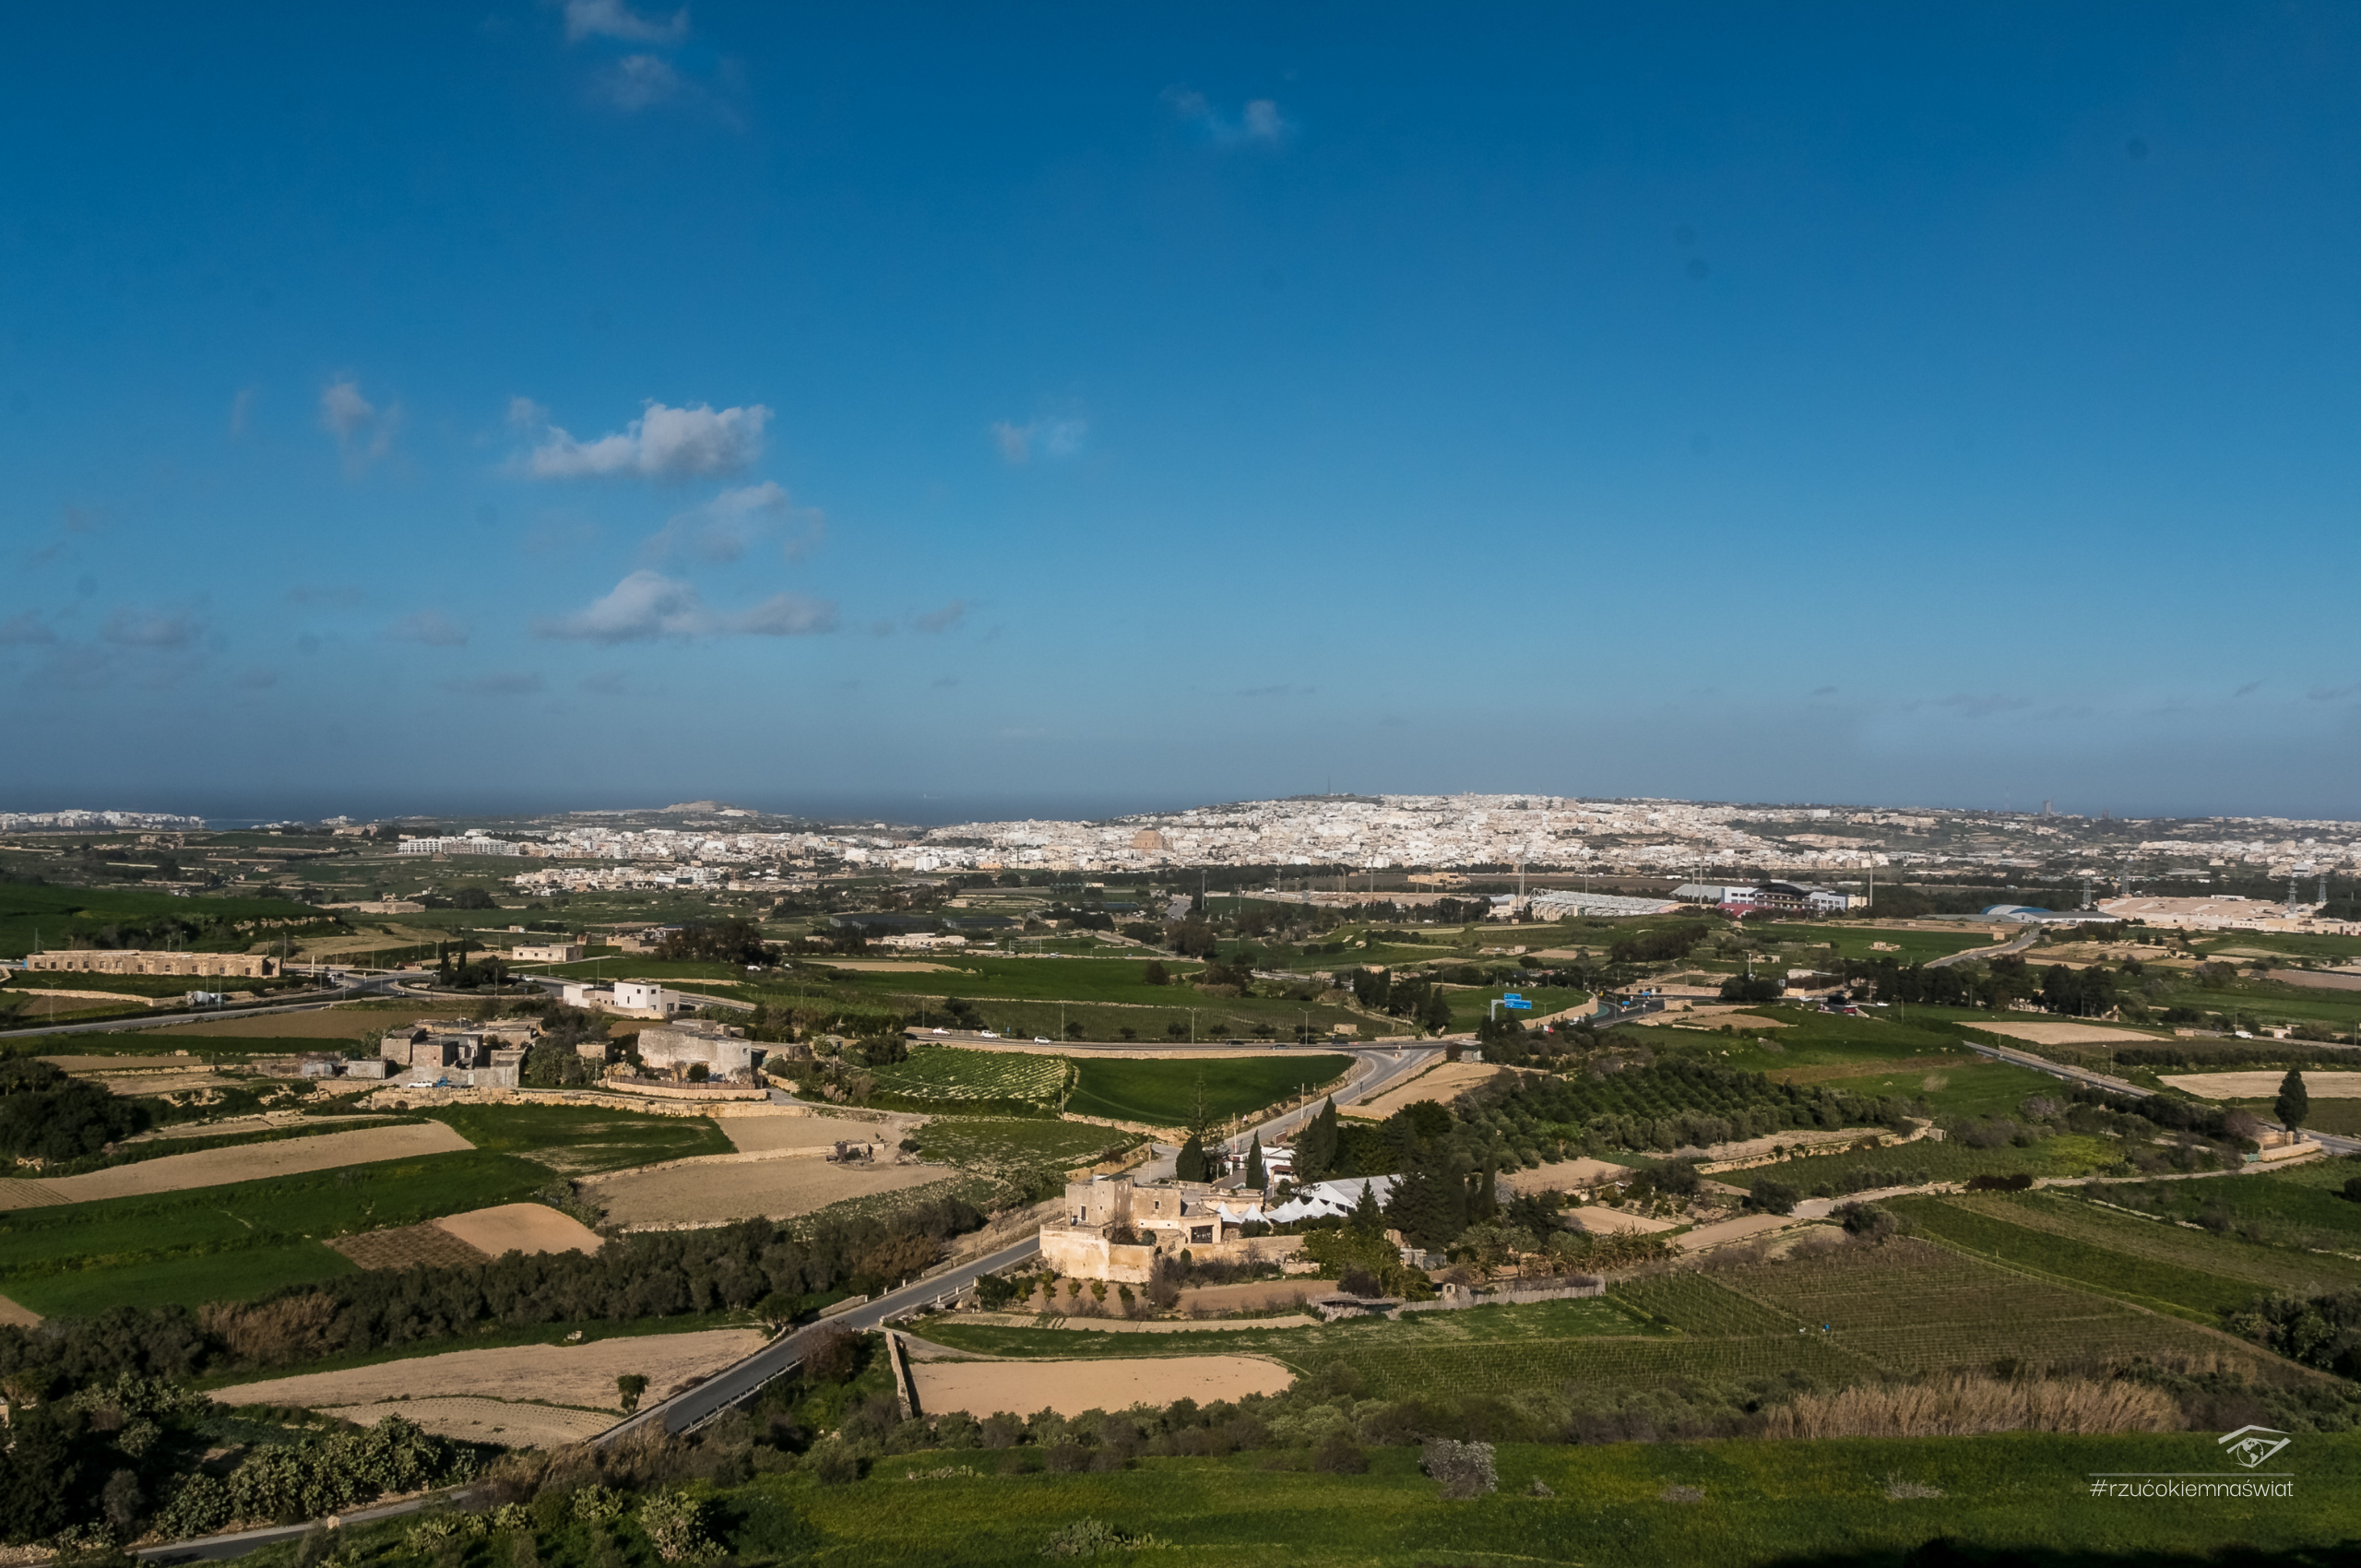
[0,1121,473,1211]
[909,1355,1292,1417]
[1974,1020,2165,1047]
[2163,1071,2361,1099]
[1342,1061,1502,1120]
[214,1328,766,1412]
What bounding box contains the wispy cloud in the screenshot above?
[642,481,821,564]
[101,605,204,649]
[534,570,836,643]
[230,386,256,438]
[319,376,400,472]
[521,399,771,480]
[595,54,681,111]
[234,668,278,690]
[562,0,687,45]
[441,671,546,696]
[0,611,58,646]
[1165,88,1291,148]
[383,610,470,647]
[912,600,966,634]
[579,671,629,695]
[2234,680,2264,698]
[2308,683,2361,702]
[288,584,365,608]
[991,416,1086,464]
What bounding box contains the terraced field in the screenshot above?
[869,1047,1070,1110]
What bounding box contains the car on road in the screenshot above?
[979,1031,999,1039]
[1033,1036,1053,1043]
[931,1027,948,1034]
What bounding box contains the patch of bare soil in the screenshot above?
[1641,1006,1794,1029]
[909,1355,1292,1418]
[323,1397,614,1448]
[213,1328,767,1412]
[1564,1206,1681,1234]
[1341,1061,1503,1121]
[0,1121,473,1211]
[0,1294,41,1327]
[589,1158,955,1228]
[719,1114,912,1154]
[1974,1020,2165,1047]
[152,1006,416,1039]
[330,1223,489,1272]
[435,1203,602,1256]
[2163,1071,2361,1099]
[1500,1158,1635,1195]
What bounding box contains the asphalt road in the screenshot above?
[605,1039,1443,1441]
[1925,927,2043,969]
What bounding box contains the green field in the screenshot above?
[1751,922,2001,966]
[0,1148,552,1312]
[1065,1052,1351,1127]
[868,1046,1069,1110]
[266,1431,2361,1568]
[1884,1192,2361,1324]
[0,881,337,960]
[1716,1132,2120,1197]
[422,1102,734,1171]
[908,1117,1142,1173]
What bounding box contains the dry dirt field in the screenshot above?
[1974,1020,2166,1047]
[322,1396,614,1448]
[0,1121,473,1211]
[2163,1071,2361,1099]
[213,1327,767,1412]
[1641,1006,1794,1029]
[1674,1213,1797,1253]
[0,1294,40,1328]
[1341,1061,1503,1121]
[719,1113,913,1154]
[1564,1206,1680,1235]
[1500,1157,1634,1195]
[909,1355,1292,1417]
[331,1222,490,1272]
[153,1006,417,1039]
[588,1158,955,1228]
[810,959,963,973]
[2271,969,2361,992]
[436,1203,602,1256]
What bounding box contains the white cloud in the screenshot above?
[0,611,57,646]
[383,610,470,647]
[230,386,256,438]
[912,600,966,633]
[563,0,688,45]
[101,606,204,648]
[524,400,771,480]
[535,571,838,643]
[1166,87,1291,148]
[595,53,681,111]
[991,416,1086,464]
[507,395,551,431]
[642,481,822,564]
[737,592,838,636]
[319,376,401,471]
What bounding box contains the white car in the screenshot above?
[1033,1036,1053,1044]
[931,1028,948,1035]
[979,1031,999,1039]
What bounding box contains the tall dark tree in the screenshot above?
[1174,1132,1208,1182]
[2278,1069,2309,1132]
[1243,1138,1265,1189]
[1420,987,1453,1035]
[1295,1098,1340,1182]
[1348,1179,1384,1234]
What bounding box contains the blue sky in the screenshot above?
[4,2,2358,823]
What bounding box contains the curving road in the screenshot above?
[600,1039,1443,1441]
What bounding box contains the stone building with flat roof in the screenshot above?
[27,950,276,979]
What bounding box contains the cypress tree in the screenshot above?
[1175,1132,1208,1182]
[1477,1162,1498,1221]
[2278,1069,2309,1132]
[1297,1098,1340,1182]
[1349,1179,1384,1234]
[1243,1138,1265,1189]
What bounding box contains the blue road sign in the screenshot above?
[1501,992,1522,1002]
[1504,998,1532,1010]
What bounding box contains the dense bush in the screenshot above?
[0,1056,149,1162]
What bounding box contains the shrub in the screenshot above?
[808,1441,861,1486]
[1747,1180,1799,1216]
[1420,1438,1498,1501]
[1311,1434,1367,1474]
[636,1491,719,1563]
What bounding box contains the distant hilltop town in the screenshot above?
[0,808,206,833]
[422,793,2361,896]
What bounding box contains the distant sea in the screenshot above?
[160,790,1216,831]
